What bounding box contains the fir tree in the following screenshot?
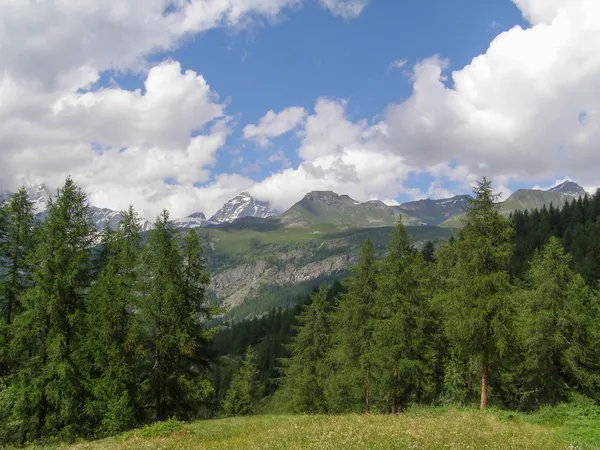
[371,218,435,413]
[437,178,514,409]
[221,346,262,416]
[327,237,378,413]
[84,206,144,433]
[519,237,600,407]
[277,285,331,413]
[140,211,213,421]
[9,177,96,440]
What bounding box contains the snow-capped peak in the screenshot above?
[173,212,207,229]
[209,193,278,224]
[547,181,587,198]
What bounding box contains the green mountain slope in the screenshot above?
[198,222,451,320]
[440,181,588,228]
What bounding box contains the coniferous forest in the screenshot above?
[2,176,600,445]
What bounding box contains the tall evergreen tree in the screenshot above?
[9,177,96,440]
[221,346,262,416]
[140,212,213,421]
[85,206,144,433]
[0,188,36,326]
[519,237,600,407]
[277,285,331,413]
[437,178,514,409]
[371,219,435,413]
[327,237,378,413]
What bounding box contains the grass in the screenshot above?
[27,406,596,450]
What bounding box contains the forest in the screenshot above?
[1,177,600,445]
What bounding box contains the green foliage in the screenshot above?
[436,178,515,409]
[128,418,186,439]
[221,346,262,416]
[326,237,379,413]
[517,237,600,407]
[277,285,331,413]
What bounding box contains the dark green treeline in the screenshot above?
[0,178,214,444]
[222,179,600,416]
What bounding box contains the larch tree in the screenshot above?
[327,237,378,413]
[85,206,144,433]
[277,285,331,413]
[371,218,435,413]
[140,213,213,421]
[9,177,96,440]
[438,178,514,409]
[519,237,600,406]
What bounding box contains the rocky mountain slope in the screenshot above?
[208,192,278,224]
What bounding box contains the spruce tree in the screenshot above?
[221,346,261,416]
[437,178,514,409]
[0,187,36,326]
[371,218,435,413]
[9,177,96,440]
[140,211,213,421]
[327,237,378,413]
[85,206,144,433]
[519,237,600,406]
[277,285,331,413]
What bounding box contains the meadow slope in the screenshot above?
[33,406,600,450]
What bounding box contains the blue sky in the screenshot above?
[0,0,598,218]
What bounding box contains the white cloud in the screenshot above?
[0,0,369,221]
[243,107,307,147]
[384,0,600,189]
[318,0,370,19]
[389,58,408,71]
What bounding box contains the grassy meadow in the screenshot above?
[25,405,600,450]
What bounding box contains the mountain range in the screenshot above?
[1,180,591,321]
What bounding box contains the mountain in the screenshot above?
[278,191,472,228]
[440,181,588,228]
[25,184,52,215]
[89,207,153,232]
[396,195,472,226]
[498,181,587,216]
[279,191,417,228]
[547,180,587,197]
[173,212,207,229]
[208,192,278,224]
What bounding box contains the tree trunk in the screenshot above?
[365,380,370,414]
[392,367,397,414]
[480,352,488,409]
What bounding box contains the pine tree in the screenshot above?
[519,237,600,407]
[0,188,36,326]
[371,218,435,413]
[84,206,144,433]
[221,346,262,416]
[327,237,378,413]
[277,285,331,413]
[140,211,213,421]
[437,178,514,409]
[8,177,96,440]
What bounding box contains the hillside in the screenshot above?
[440,181,588,228]
[199,222,451,320]
[47,406,597,449]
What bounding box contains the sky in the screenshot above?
[0,0,599,220]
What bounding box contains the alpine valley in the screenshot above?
[10,180,590,321]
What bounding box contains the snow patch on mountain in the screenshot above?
[209,192,278,224]
[173,212,207,229]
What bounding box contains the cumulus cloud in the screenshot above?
[384,0,600,189]
[243,107,307,147]
[0,0,369,220]
[319,0,370,19]
[249,98,410,211]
